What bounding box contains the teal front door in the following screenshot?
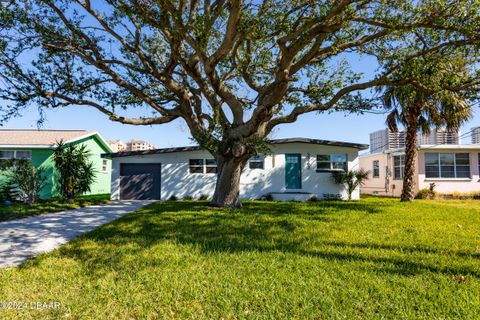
[285,154,302,189]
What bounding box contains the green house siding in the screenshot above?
[0,134,111,198]
[70,136,112,196]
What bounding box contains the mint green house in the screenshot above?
[0,130,112,198]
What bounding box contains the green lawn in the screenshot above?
[1,198,479,319]
[0,194,111,221]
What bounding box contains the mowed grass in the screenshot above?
[1,197,480,319]
[0,194,111,221]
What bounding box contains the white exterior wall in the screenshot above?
[359,152,410,197]
[110,142,362,201]
[417,148,480,194]
[360,146,480,197]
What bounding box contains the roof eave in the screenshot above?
[102,138,369,158]
[0,144,53,149]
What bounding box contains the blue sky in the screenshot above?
[2,102,479,148]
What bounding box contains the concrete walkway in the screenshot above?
[0,201,152,268]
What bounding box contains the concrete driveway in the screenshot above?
[0,200,152,268]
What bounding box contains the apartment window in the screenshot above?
[0,150,31,160]
[189,159,204,174]
[393,155,405,180]
[372,160,380,178]
[425,153,470,178]
[102,159,108,172]
[205,159,217,174]
[316,154,347,171]
[249,155,264,169]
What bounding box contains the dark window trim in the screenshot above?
[249,155,265,170]
[372,160,380,178]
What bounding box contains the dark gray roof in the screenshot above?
[270,138,368,150]
[102,146,202,158]
[102,137,368,158]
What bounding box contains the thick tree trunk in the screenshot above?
[401,117,418,202]
[210,156,248,208]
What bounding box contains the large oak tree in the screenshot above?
[0,0,479,207]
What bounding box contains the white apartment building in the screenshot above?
[417,129,460,145]
[471,127,480,144]
[127,139,156,151]
[107,139,127,152]
[369,129,406,153]
[370,128,460,153]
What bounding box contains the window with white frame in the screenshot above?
[102,159,108,172]
[249,155,264,169]
[393,155,405,180]
[189,159,204,174]
[425,152,470,179]
[316,154,347,171]
[205,159,217,174]
[372,160,380,178]
[0,150,31,160]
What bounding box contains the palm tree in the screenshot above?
[380,56,473,202]
[331,169,370,201]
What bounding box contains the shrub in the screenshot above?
[415,189,436,199]
[183,195,193,201]
[168,195,178,201]
[54,141,96,202]
[331,169,370,201]
[308,195,318,202]
[198,194,209,201]
[0,182,16,203]
[437,191,480,200]
[0,159,47,205]
[264,194,274,201]
[415,183,437,200]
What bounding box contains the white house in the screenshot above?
[103,138,368,201]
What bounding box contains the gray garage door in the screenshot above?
[120,164,161,200]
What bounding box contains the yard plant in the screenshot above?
[331,168,369,201]
[0,159,47,205]
[1,197,479,319]
[53,141,96,203]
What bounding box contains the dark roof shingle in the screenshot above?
[102,137,368,158]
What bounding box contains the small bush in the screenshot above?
[415,183,437,200]
[415,189,436,199]
[437,192,480,200]
[0,159,47,205]
[308,195,318,202]
[168,195,178,201]
[183,195,193,201]
[198,194,209,201]
[264,194,274,201]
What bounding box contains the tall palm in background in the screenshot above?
[380,55,475,202]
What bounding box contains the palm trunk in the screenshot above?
[210,156,248,208]
[401,116,418,202]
